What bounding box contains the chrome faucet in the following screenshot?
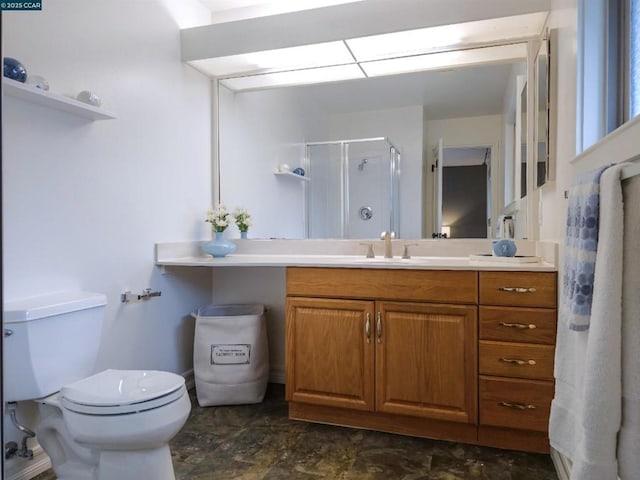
[380,231,395,258]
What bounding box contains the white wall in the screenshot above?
[209,268,287,383]
[219,85,329,239]
[539,0,579,242]
[2,0,213,474]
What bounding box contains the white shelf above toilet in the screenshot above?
[3,77,117,120]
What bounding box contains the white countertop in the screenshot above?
[155,241,557,272]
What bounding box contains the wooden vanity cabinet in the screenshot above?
[285,267,557,454]
[285,296,477,424]
[286,267,479,443]
[477,271,557,453]
[285,297,375,411]
[375,301,477,424]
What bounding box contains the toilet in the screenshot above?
[3,292,191,480]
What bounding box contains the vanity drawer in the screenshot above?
[479,340,555,380]
[287,267,477,304]
[479,272,557,308]
[480,306,556,345]
[479,376,554,432]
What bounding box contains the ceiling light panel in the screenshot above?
[188,41,354,77]
[219,64,365,91]
[200,0,365,24]
[346,12,547,62]
[361,43,527,78]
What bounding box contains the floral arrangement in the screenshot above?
[206,203,231,232]
[233,207,252,233]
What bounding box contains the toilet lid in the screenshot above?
[61,369,185,407]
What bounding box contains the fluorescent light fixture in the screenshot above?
[361,43,528,78]
[346,12,547,62]
[347,24,464,62]
[203,0,365,24]
[188,11,544,89]
[220,64,365,91]
[189,41,354,77]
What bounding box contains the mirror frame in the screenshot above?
[535,33,551,188]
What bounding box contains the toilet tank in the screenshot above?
[3,292,107,402]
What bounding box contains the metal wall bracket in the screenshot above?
[121,288,162,303]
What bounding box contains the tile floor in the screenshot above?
[32,384,558,479]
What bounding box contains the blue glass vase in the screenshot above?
[3,57,27,83]
[202,231,236,258]
[492,239,517,257]
[240,231,248,239]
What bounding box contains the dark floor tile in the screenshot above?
[30,384,558,480]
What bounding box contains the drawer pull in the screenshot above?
[376,312,382,344]
[499,322,537,330]
[498,286,537,293]
[499,401,536,411]
[499,357,536,366]
[365,313,371,344]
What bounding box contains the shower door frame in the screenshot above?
[304,137,400,239]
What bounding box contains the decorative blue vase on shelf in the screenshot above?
[202,231,236,258]
[492,239,517,257]
[3,57,27,82]
[240,231,248,240]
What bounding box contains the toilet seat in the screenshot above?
[60,369,186,416]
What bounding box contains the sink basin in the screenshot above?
[353,256,433,264]
[350,256,469,267]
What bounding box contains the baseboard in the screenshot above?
[181,368,195,390]
[5,445,51,480]
[269,366,285,384]
[550,448,571,480]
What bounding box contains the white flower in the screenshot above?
[206,203,232,232]
[232,207,252,232]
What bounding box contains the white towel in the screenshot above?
[617,174,640,479]
[549,163,626,480]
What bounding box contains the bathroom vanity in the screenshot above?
[285,267,557,454]
[156,240,558,454]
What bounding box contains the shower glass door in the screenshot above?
[306,138,400,239]
[307,142,343,238]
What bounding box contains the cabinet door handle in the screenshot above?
[365,313,371,344]
[376,312,382,343]
[498,287,537,293]
[499,357,536,366]
[499,322,537,330]
[498,401,536,411]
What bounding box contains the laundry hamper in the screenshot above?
[193,304,269,406]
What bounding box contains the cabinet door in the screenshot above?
[375,301,478,423]
[286,297,375,411]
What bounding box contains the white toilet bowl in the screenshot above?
[37,369,191,480]
[3,292,191,480]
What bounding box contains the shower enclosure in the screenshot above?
[305,137,400,239]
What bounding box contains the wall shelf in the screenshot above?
[274,171,310,182]
[2,77,117,120]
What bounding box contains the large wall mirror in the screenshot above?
[218,55,535,240]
